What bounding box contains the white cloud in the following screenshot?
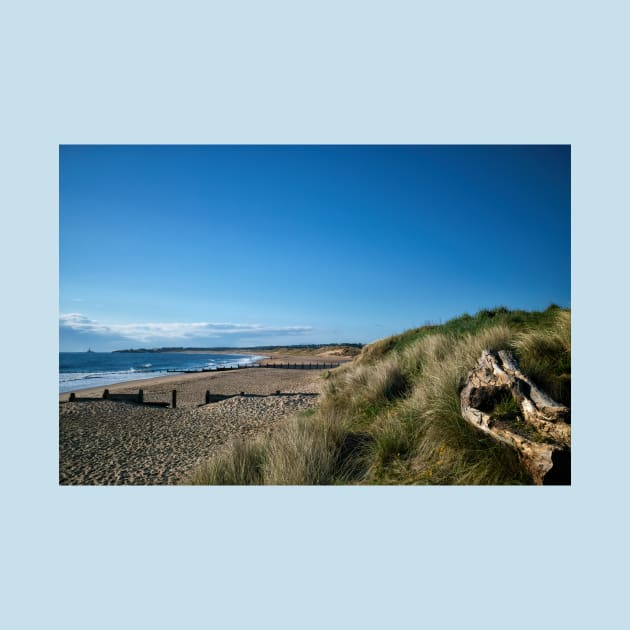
[59,313,312,343]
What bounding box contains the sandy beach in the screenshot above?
[59,367,327,485]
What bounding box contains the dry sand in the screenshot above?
[59,367,327,486]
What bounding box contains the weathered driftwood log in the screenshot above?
[460,350,571,485]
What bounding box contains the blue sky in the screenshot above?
[59,145,570,351]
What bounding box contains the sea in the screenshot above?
[59,351,265,393]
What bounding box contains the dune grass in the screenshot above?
[188,306,570,485]
[188,438,267,485]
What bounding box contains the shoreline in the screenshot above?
[59,368,268,399]
[59,351,351,395]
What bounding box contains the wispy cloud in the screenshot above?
[59,313,312,343]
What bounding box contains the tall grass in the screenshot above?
[188,438,267,485]
[262,410,345,484]
[513,309,571,405]
[385,324,527,484]
[189,410,349,485]
[187,306,570,485]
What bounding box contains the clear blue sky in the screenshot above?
[59,145,570,351]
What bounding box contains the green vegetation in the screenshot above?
[492,394,521,424]
[188,306,570,485]
[489,394,545,443]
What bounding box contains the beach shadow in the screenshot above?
[197,393,242,406]
[62,393,170,407]
[197,391,320,406]
[64,391,320,407]
[108,393,145,404]
[243,392,320,398]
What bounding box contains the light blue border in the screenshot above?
[3,1,628,629]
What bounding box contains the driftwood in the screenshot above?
[460,350,571,485]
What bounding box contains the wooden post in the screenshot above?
[172,389,177,409]
[205,390,211,404]
[138,389,144,403]
[240,391,245,396]
[69,392,76,402]
[276,390,281,395]
[103,389,109,399]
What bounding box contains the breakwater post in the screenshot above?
[69,392,76,402]
[205,390,211,404]
[172,389,177,409]
[103,389,109,399]
[138,389,144,403]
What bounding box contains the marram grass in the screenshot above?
[187,306,570,485]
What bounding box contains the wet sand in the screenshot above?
[59,367,326,485]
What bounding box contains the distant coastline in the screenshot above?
[60,344,361,393]
[113,343,363,356]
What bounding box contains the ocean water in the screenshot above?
[59,352,265,393]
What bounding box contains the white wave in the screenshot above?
[237,354,267,365]
[59,370,171,393]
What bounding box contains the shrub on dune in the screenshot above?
[188,306,570,485]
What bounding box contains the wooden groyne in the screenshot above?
[65,388,171,407]
[257,361,344,370]
[166,361,345,374]
[64,386,319,408]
